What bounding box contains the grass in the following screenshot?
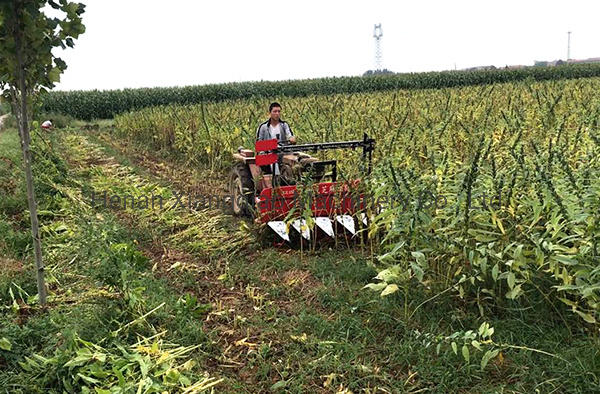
[0,130,30,263]
[0,128,221,393]
[0,101,9,116]
[0,126,599,393]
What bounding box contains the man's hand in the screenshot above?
[289,136,297,145]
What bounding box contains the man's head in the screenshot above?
[269,102,281,122]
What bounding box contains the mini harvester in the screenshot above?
[229,134,376,243]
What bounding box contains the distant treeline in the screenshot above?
[43,63,600,120]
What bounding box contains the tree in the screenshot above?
[362,68,395,77]
[0,0,85,305]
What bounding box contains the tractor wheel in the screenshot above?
[279,163,297,186]
[229,163,255,217]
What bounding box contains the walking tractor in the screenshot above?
[229,133,376,243]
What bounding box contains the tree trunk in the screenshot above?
[12,0,47,306]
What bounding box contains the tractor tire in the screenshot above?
[229,163,255,217]
[279,163,297,186]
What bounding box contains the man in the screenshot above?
[255,103,296,177]
[256,102,297,145]
[41,119,53,130]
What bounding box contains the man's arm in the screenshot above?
[283,123,296,144]
[256,124,265,141]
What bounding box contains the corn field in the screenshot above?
[113,77,600,324]
[44,63,600,120]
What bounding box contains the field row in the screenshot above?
[43,63,600,120]
[113,77,600,325]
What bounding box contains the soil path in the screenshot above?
[60,132,328,392]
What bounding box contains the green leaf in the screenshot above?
[506,284,523,300]
[48,67,62,83]
[76,373,100,385]
[112,365,125,388]
[478,322,488,337]
[410,260,425,281]
[480,256,488,275]
[375,266,401,282]
[63,355,92,368]
[462,344,470,363]
[271,380,287,390]
[410,251,427,281]
[574,309,597,324]
[475,235,497,242]
[551,255,579,265]
[513,244,524,259]
[481,350,492,370]
[62,376,74,393]
[558,297,577,307]
[165,368,180,383]
[467,229,499,242]
[54,57,67,70]
[66,2,79,14]
[138,357,149,378]
[491,263,499,281]
[411,251,426,264]
[507,271,516,289]
[451,341,458,355]
[0,337,12,351]
[363,282,387,292]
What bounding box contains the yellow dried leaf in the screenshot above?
[323,373,336,388]
[291,333,308,343]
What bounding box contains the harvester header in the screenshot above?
[229,133,375,244]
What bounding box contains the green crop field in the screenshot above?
[2,71,599,393]
[113,76,600,325]
[43,63,600,120]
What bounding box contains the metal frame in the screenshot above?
[275,133,375,175]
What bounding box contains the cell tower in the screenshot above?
[567,31,571,60]
[373,24,383,71]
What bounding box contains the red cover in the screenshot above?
[255,153,278,166]
[256,181,364,222]
[255,139,278,152]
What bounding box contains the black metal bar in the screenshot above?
[276,134,375,154]
[276,140,365,153]
[273,134,375,182]
[362,133,367,173]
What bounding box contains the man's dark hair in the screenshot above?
[269,102,281,112]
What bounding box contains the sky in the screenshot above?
[52,0,600,91]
